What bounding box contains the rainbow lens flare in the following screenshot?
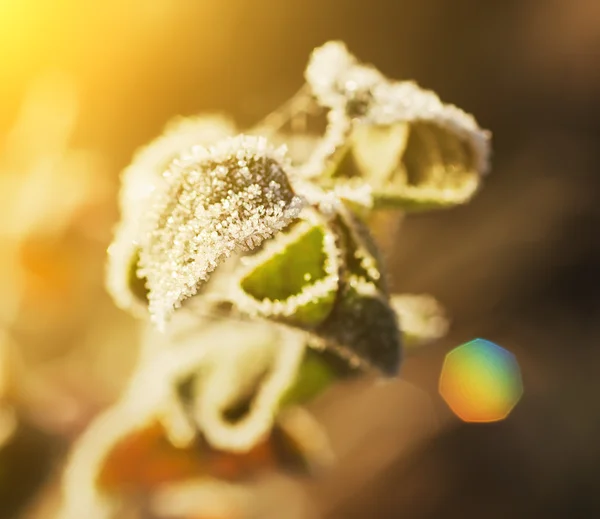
[439,338,523,423]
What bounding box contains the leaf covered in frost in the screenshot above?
[232,207,340,328]
[304,41,491,210]
[59,320,332,519]
[106,114,236,316]
[228,197,401,376]
[138,135,305,329]
[314,276,402,377]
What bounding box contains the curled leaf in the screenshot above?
[305,41,491,210]
[232,207,339,328]
[190,324,305,452]
[311,202,401,376]
[138,135,305,328]
[227,196,401,376]
[60,320,329,519]
[347,117,484,210]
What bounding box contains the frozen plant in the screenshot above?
[60,41,490,519]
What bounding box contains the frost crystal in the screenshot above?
[139,135,305,328]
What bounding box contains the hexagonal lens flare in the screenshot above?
[439,338,523,423]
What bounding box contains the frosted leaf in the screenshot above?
[138,135,305,329]
[224,197,400,376]
[106,114,235,315]
[305,41,491,208]
[135,316,306,455]
[366,80,490,176]
[312,201,400,376]
[294,203,401,377]
[59,333,219,518]
[191,323,306,452]
[230,207,340,328]
[348,89,489,208]
[59,320,310,518]
[333,202,387,290]
[391,294,449,348]
[314,276,402,376]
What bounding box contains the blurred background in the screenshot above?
[0,0,599,517]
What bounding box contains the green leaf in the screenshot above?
[279,347,362,408]
[279,349,338,407]
[235,209,339,327]
[314,277,402,376]
[235,203,402,377]
[312,206,402,376]
[328,121,482,211]
[241,225,326,301]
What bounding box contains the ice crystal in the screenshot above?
[138,135,305,328]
